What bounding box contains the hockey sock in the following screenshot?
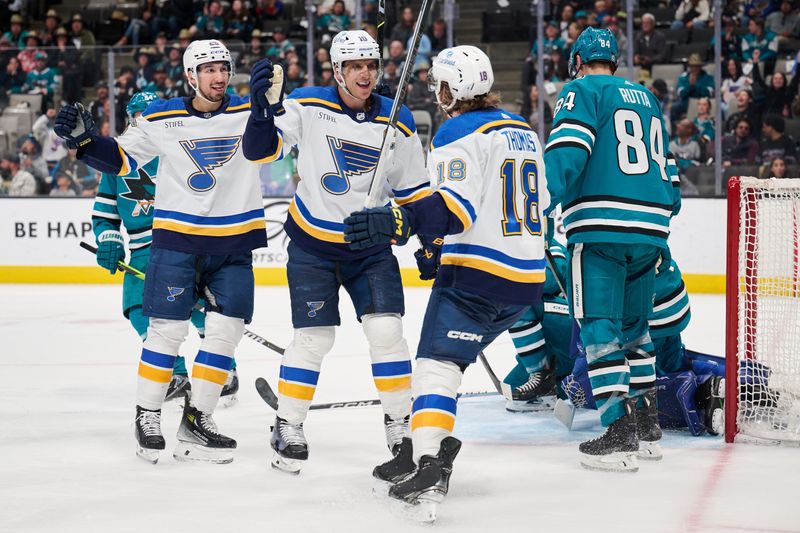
[582,319,629,427]
[410,358,463,463]
[623,331,656,407]
[508,311,548,374]
[277,327,335,425]
[173,355,188,375]
[190,312,243,413]
[363,314,412,420]
[137,318,190,410]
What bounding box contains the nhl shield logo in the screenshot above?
[167,287,186,302]
[306,301,325,318]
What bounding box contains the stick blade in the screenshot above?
[255,377,279,410]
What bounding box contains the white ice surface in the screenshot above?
[1,286,798,533]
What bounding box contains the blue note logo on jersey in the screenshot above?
[179,136,241,192]
[306,301,325,317]
[120,167,156,216]
[167,286,186,302]
[321,135,381,195]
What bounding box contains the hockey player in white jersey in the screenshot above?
[345,45,549,521]
[243,30,429,474]
[55,39,281,464]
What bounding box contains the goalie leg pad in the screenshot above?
[277,326,335,425]
[190,312,241,413]
[362,313,412,420]
[410,357,463,463]
[137,318,190,410]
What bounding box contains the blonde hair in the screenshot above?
[440,81,502,114]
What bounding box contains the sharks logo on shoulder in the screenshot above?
[120,167,156,217]
[321,135,381,195]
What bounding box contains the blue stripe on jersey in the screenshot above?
[436,264,544,306]
[294,195,345,231]
[152,227,267,254]
[442,243,547,270]
[371,360,412,377]
[279,365,321,386]
[141,348,176,369]
[412,394,458,414]
[195,350,233,370]
[154,208,265,226]
[393,182,428,198]
[439,187,477,222]
[431,108,530,149]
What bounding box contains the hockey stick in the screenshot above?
[255,376,497,411]
[364,0,435,208]
[376,0,386,55]
[478,352,503,394]
[79,241,287,357]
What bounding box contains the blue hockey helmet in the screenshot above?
[126,91,159,123]
[568,27,619,79]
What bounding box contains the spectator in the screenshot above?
[694,97,716,143]
[0,36,17,68]
[115,0,161,48]
[544,47,569,81]
[114,67,136,133]
[22,53,57,110]
[428,18,449,56]
[520,83,553,141]
[558,5,575,41]
[742,18,778,73]
[177,29,193,50]
[390,7,415,45]
[317,61,336,87]
[721,58,752,114]
[238,30,266,73]
[575,10,589,31]
[387,39,406,68]
[726,89,762,133]
[753,57,793,116]
[88,82,112,126]
[604,16,628,67]
[284,62,305,93]
[134,48,156,90]
[592,0,613,27]
[145,66,175,98]
[192,0,227,39]
[634,13,668,71]
[723,118,761,166]
[407,31,432,70]
[535,21,566,58]
[313,46,331,79]
[50,171,78,196]
[0,56,26,108]
[381,59,400,96]
[162,47,186,95]
[50,28,82,105]
[2,14,28,49]
[406,60,437,119]
[265,27,295,61]
[651,79,672,131]
[715,15,743,61]
[760,114,797,164]
[763,156,789,177]
[17,32,44,73]
[317,0,352,35]
[53,150,94,193]
[766,0,800,45]
[670,119,703,171]
[0,153,37,196]
[673,53,715,122]
[672,0,711,29]
[41,10,62,46]
[69,14,98,87]
[152,32,171,64]
[164,0,195,38]
[226,0,254,40]
[32,107,68,172]
[18,136,49,193]
[253,0,285,21]
[316,0,356,16]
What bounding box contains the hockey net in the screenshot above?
[726,176,800,443]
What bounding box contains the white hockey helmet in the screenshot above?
[330,29,382,86]
[183,39,234,78]
[430,45,494,110]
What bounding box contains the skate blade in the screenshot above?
[637,441,663,461]
[389,496,439,523]
[136,446,160,464]
[505,395,557,413]
[173,441,234,464]
[579,451,639,473]
[372,478,393,498]
[219,393,238,408]
[270,452,303,475]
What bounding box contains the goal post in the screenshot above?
[726,176,800,444]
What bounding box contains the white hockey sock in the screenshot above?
[137,318,189,410]
[190,312,243,413]
[277,327,335,425]
[410,358,463,462]
[363,313,412,421]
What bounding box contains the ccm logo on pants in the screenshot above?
[447,331,484,342]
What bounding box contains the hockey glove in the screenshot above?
[54,103,97,149]
[414,235,443,280]
[656,246,672,275]
[250,59,284,121]
[373,82,393,98]
[343,206,412,250]
[96,231,125,274]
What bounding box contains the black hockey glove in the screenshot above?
[414,235,443,280]
[344,206,412,250]
[54,103,97,149]
[250,59,284,121]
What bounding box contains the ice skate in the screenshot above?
[270,416,308,475]
[219,369,239,408]
[135,405,165,464]
[164,374,191,403]
[388,437,461,523]
[635,389,663,460]
[384,414,409,454]
[173,397,236,464]
[373,437,415,496]
[579,399,639,472]
[501,369,556,412]
[697,375,725,436]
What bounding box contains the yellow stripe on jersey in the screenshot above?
[287,201,346,243]
[278,381,316,401]
[374,376,412,392]
[138,362,172,384]
[440,256,546,283]
[226,102,250,112]
[250,134,284,163]
[295,97,342,111]
[192,365,229,386]
[375,116,414,137]
[117,144,131,176]
[143,109,190,120]
[395,188,431,205]
[438,191,473,231]
[153,219,266,236]
[411,411,455,432]
[475,119,532,133]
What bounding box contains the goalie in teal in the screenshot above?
[91,91,239,407]
[543,27,681,472]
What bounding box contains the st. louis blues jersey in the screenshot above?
[649,258,691,340]
[544,75,680,248]
[92,158,159,256]
[272,86,429,260]
[112,95,273,254]
[428,108,550,305]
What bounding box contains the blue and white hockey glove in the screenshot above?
[344,206,412,250]
[414,235,443,280]
[54,103,97,149]
[249,59,284,121]
[96,230,125,274]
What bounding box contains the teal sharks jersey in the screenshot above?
[92,158,159,254]
[544,75,681,248]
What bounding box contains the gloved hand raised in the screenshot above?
[54,103,97,149]
[250,59,285,121]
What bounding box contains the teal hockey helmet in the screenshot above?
[126,91,158,125]
[568,27,619,79]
